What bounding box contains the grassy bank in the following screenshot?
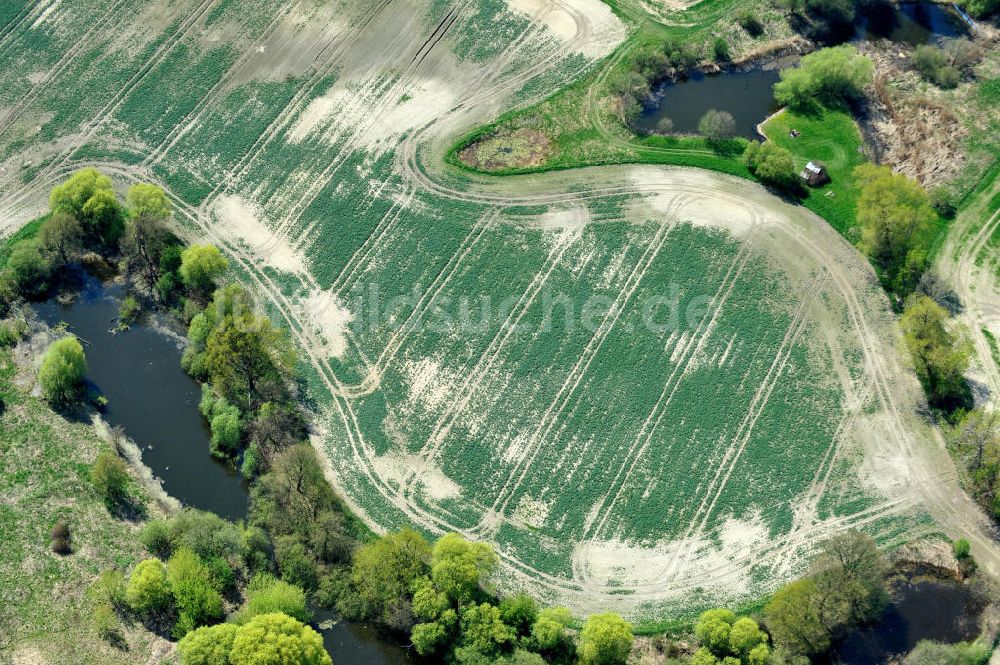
[0,346,159,663]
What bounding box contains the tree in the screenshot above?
[5,239,53,296]
[854,164,936,293]
[204,311,293,411]
[695,608,736,654]
[274,536,319,592]
[412,620,450,656]
[91,451,130,504]
[180,244,228,296]
[460,602,516,656]
[229,613,331,665]
[348,528,431,626]
[431,533,499,604]
[764,578,830,656]
[81,188,125,245]
[578,613,633,665]
[39,336,87,403]
[178,623,239,665]
[121,214,171,290]
[810,530,888,627]
[39,212,83,265]
[499,593,538,636]
[234,573,310,624]
[254,445,340,538]
[744,141,798,190]
[951,409,1000,472]
[210,404,242,459]
[127,183,172,220]
[126,558,172,615]
[900,296,971,408]
[531,607,572,652]
[50,169,124,246]
[774,46,874,110]
[698,109,736,140]
[167,547,224,638]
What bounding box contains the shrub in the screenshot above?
[93,603,120,642]
[126,558,172,616]
[229,613,331,665]
[91,451,130,504]
[210,405,242,459]
[235,573,311,624]
[39,336,87,403]
[698,109,737,140]
[167,547,224,638]
[713,38,730,62]
[118,295,141,329]
[141,509,245,563]
[737,10,764,35]
[50,518,72,554]
[6,239,53,296]
[953,538,971,560]
[89,569,127,610]
[913,45,961,89]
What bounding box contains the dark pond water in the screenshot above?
[34,274,414,665]
[854,2,969,46]
[35,274,249,522]
[633,66,782,139]
[636,1,969,140]
[834,577,984,665]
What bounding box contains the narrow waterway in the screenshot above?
[34,273,413,665]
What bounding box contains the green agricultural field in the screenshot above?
[0,0,956,625]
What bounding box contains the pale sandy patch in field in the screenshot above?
[31,0,61,30]
[504,0,625,59]
[402,356,464,412]
[374,452,462,501]
[211,194,305,274]
[513,496,552,529]
[629,167,762,236]
[302,289,353,359]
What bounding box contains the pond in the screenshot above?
[632,65,782,139]
[834,576,985,665]
[35,274,249,522]
[854,1,969,46]
[33,273,414,665]
[635,1,969,141]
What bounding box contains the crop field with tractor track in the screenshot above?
[0,0,993,626]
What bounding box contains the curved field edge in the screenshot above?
[0,0,996,627]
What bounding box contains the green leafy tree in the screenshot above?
[578,613,633,665]
[210,404,243,459]
[274,536,319,592]
[412,576,450,622]
[774,46,873,110]
[235,573,310,624]
[695,608,736,653]
[698,109,736,140]
[764,578,831,656]
[178,623,239,665]
[204,310,293,411]
[39,212,83,265]
[348,528,430,626]
[180,244,229,296]
[854,164,936,294]
[167,547,224,638]
[229,613,331,665]
[126,558,172,615]
[810,530,888,627]
[39,336,87,403]
[744,141,798,190]
[965,0,999,17]
[127,183,172,220]
[412,620,450,656]
[121,214,172,290]
[5,239,53,296]
[900,296,971,408]
[531,606,572,652]
[91,451,130,504]
[431,532,498,603]
[49,167,124,244]
[460,602,516,656]
[499,593,538,636]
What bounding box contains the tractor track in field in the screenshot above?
[2,0,999,619]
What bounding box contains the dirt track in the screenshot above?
[0,0,998,618]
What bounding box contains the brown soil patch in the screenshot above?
[458,128,552,171]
